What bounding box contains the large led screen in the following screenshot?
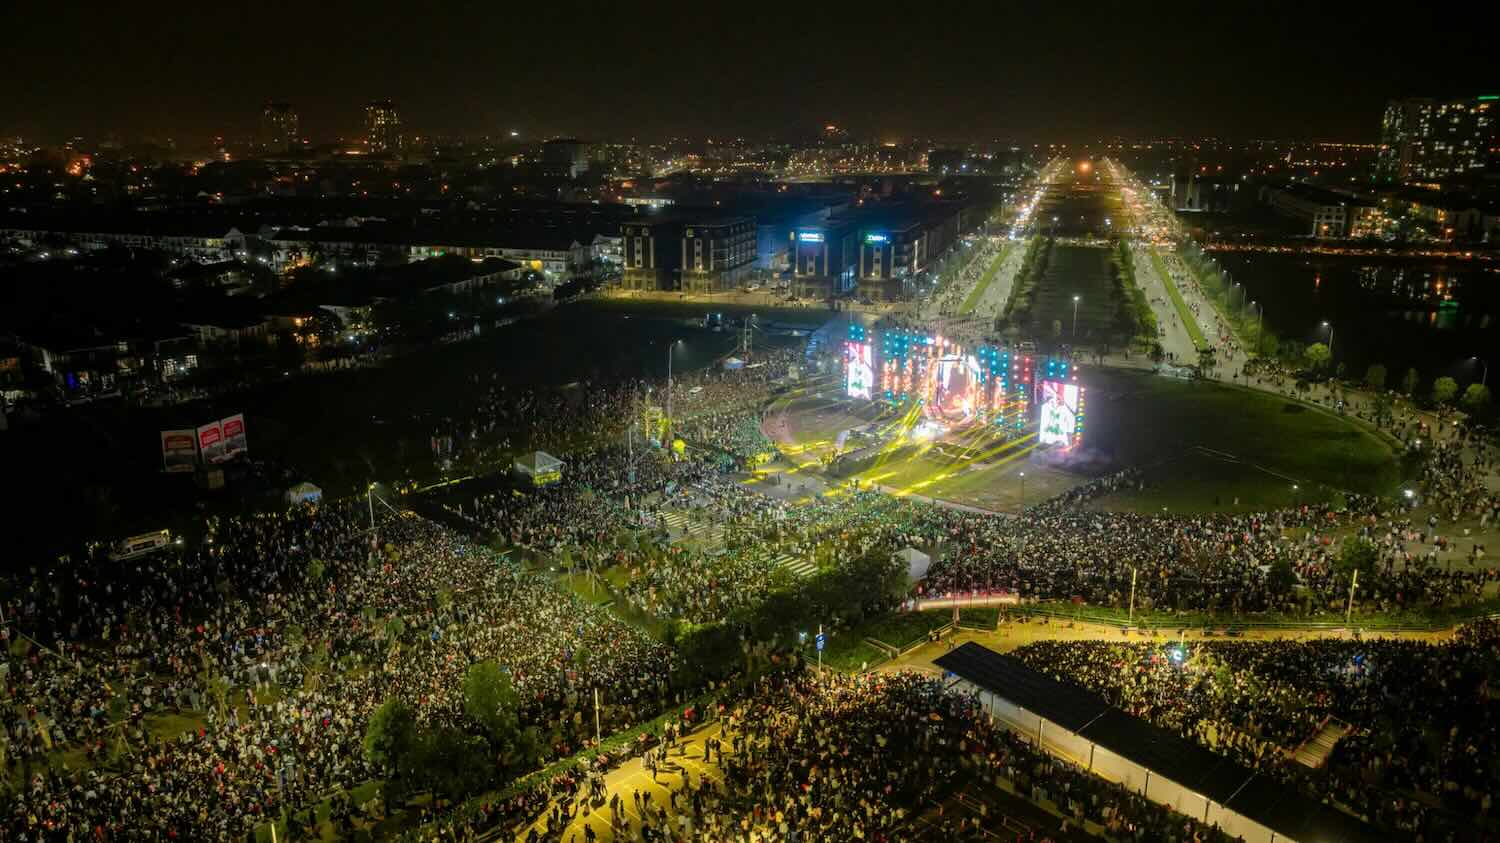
[1038,379,1083,447]
[844,341,874,400]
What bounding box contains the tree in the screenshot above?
[384,616,406,645]
[1364,364,1387,392]
[1401,368,1420,397]
[1335,537,1378,581]
[1304,342,1331,372]
[413,726,493,803]
[363,698,418,773]
[1432,376,1459,405]
[306,558,326,584]
[1149,342,1165,365]
[1197,346,1216,372]
[1267,558,1298,596]
[1371,392,1394,428]
[1461,383,1491,414]
[463,660,521,750]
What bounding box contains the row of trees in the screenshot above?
[995,235,1051,331]
[1356,362,1492,415]
[1113,241,1157,346]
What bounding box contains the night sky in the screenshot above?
[1,1,1493,144]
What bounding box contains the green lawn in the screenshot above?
[1028,245,1119,341]
[1149,247,1206,349]
[830,368,1400,515]
[857,610,952,649]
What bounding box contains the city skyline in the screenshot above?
[2,1,1493,144]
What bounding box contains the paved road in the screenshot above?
[1131,244,1199,365]
[514,720,732,842]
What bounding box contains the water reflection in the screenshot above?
[1219,252,1497,375]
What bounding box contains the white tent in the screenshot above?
[514,451,564,485]
[285,482,323,505]
[897,547,932,582]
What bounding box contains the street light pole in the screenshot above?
[666,341,677,441]
[1018,471,1026,508]
[1128,566,1138,628]
[367,483,375,531]
[1072,295,1081,336]
[1322,321,1335,363]
[1344,569,1359,628]
[1473,357,1489,386]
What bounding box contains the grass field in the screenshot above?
[1028,245,1119,342]
[779,367,1400,514]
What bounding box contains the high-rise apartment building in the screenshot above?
[261,102,299,151]
[1376,95,1497,184]
[365,99,402,154]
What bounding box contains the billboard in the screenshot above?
[161,429,198,473]
[197,420,227,464]
[844,340,873,400]
[1038,380,1085,448]
[221,413,248,459]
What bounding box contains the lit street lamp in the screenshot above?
[666,340,683,439]
[1072,295,1081,336]
[1018,471,1026,508]
[1471,356,1488,386]
[1320,320,1335,364]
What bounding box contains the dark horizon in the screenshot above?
[1,1,1494,146]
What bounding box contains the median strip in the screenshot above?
[1149,246,1206,350]
[959,242,1011,315]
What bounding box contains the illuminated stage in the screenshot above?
[842,323,1085,449]
[809,324,1091,500]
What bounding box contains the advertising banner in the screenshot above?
[197,420,226,464]
[161,429,198,473]
[221,413,247,458]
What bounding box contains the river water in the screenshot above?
[1211,251,1498,385]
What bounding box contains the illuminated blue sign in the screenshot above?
[797,232,824,243]
[864,233,888,244]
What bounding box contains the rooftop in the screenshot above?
[934,642,1382,843]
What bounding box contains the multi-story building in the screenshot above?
[618,214,758,293]
[855,221,925,302]
[620,220,679,292]
[1376,95,1498,185]
[365,99,402,154]
[789,220,857,300]
[261,102,299,151]
[680,217,756,294]
[1261,183,1381,239]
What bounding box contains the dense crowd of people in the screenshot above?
[675,410,779,469]
[0,502,674,840]
[1011,619,1500,839]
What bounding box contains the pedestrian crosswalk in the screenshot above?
[1293,719,1350,769]
[771,553,818,578]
